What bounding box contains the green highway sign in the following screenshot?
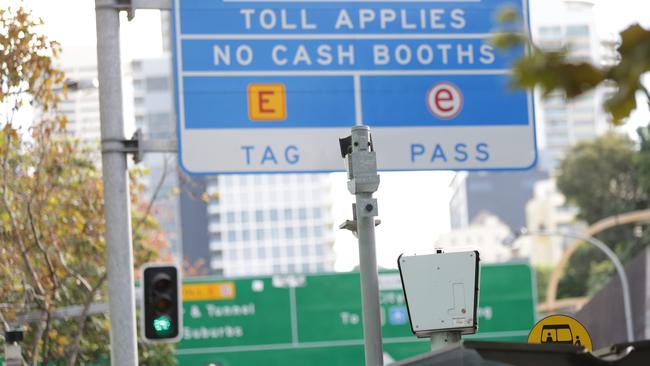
[177,263,536,365]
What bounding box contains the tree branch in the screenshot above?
[27,203,59,294]
[66,273,107,366]
[40,307,53,366]
[1,134,46,300]
[30,319,45,366]
[134,155,171,233]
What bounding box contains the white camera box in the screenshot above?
[398,251,480,337]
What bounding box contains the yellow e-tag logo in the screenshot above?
[247,83,287,121]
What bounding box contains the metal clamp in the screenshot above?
[101,129,177,163]
[339,203,381,235]
[95,0,172,21]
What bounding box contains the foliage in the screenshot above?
[557,133,645,223]
[533,265,552,303]
[493,8,650,124]
[0,5,175,365]
[554,131,650,298]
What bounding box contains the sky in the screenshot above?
[10,0,650,271]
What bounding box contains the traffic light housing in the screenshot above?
[141,264,181,342]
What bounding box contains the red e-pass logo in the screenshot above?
[426,82,463,120]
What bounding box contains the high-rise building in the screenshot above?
[205,174,336,277]
[449,169,549,232]
[531,0,615,171]
[56,47,102,144]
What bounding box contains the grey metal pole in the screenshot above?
[355,191,383,366]
[523,230,634,342]
[95,1,139,365]
[343,126,383,366]
[430,331,461,351]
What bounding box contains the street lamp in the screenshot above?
[508,228,634,343]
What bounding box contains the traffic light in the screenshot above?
[141,264,181,342]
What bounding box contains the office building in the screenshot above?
[531,0,615,170]
[449,169,549,232]
[56,47,102,145]
[205,174,336,276]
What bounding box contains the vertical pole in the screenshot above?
[355,192,383,366]
[343,126,383,366]
[95,1,138,365]
[430,331,461,352]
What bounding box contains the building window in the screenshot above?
[146,76,169,92]
[258,247,266,257]
[285,227,294,238]
[300,226,308,238]
[539,26,561,35]
[272,246,281,258]
[302,244,310,256]
[242,230,251,241]
[287,246,295,257]
[227,212,236,223]
[227,230,236,242]
[299,208,307,220]
[314,226,323,237]
[270,209,279,221]
[284,208,293,220]
[566,25,589,36]
[255,209,264,222]
[209,213,221,225]
[315,245,324,256]
[256,228,265,240]
[313,207,322,219]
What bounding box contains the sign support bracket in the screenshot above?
[101,129,177,164]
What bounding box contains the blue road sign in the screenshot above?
[172,0,537,173]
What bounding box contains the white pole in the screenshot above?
[95,1,139,364]
[344,126,384,366]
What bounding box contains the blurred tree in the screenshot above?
[493,9,650,124]
[557,133,644,223]
[554,132,649,298]
[534,265,553,303]
[0,5,175,365]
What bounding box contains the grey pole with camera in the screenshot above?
[340,126,384,366]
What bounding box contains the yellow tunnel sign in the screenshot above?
[528,314,592,351]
